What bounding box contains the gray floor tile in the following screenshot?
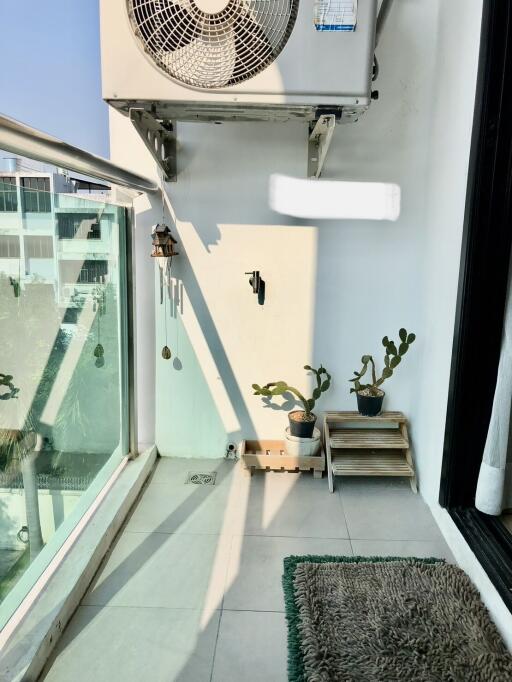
[243,471,349,538]
[351,538,455,562]
[339,477,442,541]
[148,457,233,486]
[126,466,238,535]
[212,610,287,682]
[42,606,220,682]
[42,458,459,682]
[224,535,352,612]
[83,531,230,612]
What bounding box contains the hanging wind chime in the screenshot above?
[93,280,106,368]
[151,223,179,360]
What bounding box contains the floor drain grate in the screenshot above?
[186,472,217,486]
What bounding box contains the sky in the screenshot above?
[0,2,109,157]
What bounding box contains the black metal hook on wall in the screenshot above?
[245,271,265,305]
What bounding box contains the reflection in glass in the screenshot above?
[0,172,127,615]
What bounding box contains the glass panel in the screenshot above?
[0,177,18,213]
[0,184,129,628]
[57,213,103,240]
[21,177,51,213]
[0,235,21,258]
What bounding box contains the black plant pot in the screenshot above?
[288,411,316,438]
[356,392,384,417]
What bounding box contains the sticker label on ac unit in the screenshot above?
[314,0,357,31]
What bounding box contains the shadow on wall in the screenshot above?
[144,167,320,456]
[145,121,324,459]
[151,208,252,457]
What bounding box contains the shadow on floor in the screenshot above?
[39,457,453,681]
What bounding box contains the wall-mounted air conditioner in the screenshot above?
[100,0,379,178]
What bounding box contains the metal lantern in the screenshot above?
[151,223,178,258]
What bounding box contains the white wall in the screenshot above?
[110,0,444,459]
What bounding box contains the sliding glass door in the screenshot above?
[440,1,512,613]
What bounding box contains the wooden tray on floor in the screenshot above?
[240,439,325,478]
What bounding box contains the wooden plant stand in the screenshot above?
[240,440,325,478]
[323,411,417,493]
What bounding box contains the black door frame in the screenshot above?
[439,0,512,609]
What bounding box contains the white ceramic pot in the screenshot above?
[284,427,321,457]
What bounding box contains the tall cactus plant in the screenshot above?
[349,329,416,396]
[253,365,331,421]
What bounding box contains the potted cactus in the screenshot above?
[252,365,331,438]
[349,329,416,416]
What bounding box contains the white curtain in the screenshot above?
[475,272,512,515]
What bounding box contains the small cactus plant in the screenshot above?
[349,328,416,397]
[253,365,331,422]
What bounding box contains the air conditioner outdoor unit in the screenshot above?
[100,0,379,178]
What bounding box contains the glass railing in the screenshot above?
[0,181,129,629]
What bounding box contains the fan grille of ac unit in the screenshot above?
[127,0,299,89]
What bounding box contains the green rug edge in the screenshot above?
[282,555,446,682]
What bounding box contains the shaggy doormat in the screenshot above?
[283,555,512,682]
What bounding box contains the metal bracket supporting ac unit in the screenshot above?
[129,109,177,182]
[308,114,336,179]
